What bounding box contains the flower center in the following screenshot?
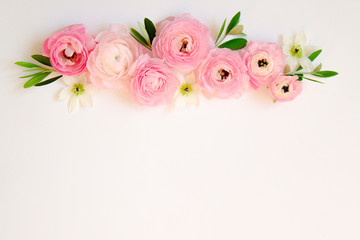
[63,48,77,62]
[217,69,230,82]
[282,85,289,93]
[72,83,85,96]
[179,83,193,96]
[179,39,189,53]
[290,44,303,58]
[258,59,268,67]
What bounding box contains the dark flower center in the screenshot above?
[63,50,77,62]
[258,59,268,67]
[179,40,189,53]
[218,69,230,81]
[282,85,289,93]
[184,87,189,92]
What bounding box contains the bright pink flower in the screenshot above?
[130,54,180,106]
[242,41,285,89]
[42,24,96,76]
[87,24,141,89]
[152,14,214,72]
[269,75,302,102]
[196,48,249,99]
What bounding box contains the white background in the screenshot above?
[1,0,359,239]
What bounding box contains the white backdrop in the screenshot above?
[1,0,359,239]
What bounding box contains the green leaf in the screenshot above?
[130,28,151,50]
[23,67,46,72]
[303,77,324,84]
[15,61,41,68]
[35,75,62,87]
[137,21,150,43]
[308,49,322,62]
[311,71,338,78]
[218,38,247,50]
[228,25,243,35]
[216,19,226,44]
[144,18,156,44]
[31,55,52,67]
[23,72,51,88]
[226,11,241,35]
[20,72,44,78]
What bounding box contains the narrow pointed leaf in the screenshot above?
[130,33,151,50]
[228,25,243,35]
[225,11,241,34]
[144,18,156,44]
[137,21,150,43]
[20,72,44,78]
[23,68,45,72]
[130,28,150,49]
[311,71,338,78]
[216,19,226,44]
[24,72,51,88]
[218,38,247,50]
[15,61,41,68]
[31,55,52,67]
[303,77,324,84]
[35,75,62,87]
[308,49,322,62]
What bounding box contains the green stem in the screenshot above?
[215,34,228,47]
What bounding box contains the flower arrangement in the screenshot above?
[15,12,338,112]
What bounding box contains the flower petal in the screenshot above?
[299,57,313,71]
[295,31,306,46]
[67,95,79,112]
[59,87,71,101]
[79,93,93,108]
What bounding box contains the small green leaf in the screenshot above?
[24,72,51,88]
[20,72,44,78]
[226,11,241,35]
[130,28,151,50]
[303,77,324,84]
[216,19,226,44]
[35,75,62,87]
[23,67,46,72]
[137,21,150,43]
[144,18,156,44]
[15,61,41,68]
[31,55,52,67]
[312,63,322,73]
[218,38,247,50]
[311,71,338,78]
[308,49,322,62]
[228,25,243,35]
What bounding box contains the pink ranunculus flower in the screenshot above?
[242,41,285,89]
[42,24,96,76]
[196,48,249,99]
[130,54,180,106]
[152,14,214,72]
[269,75,302,102]
[87,24,141,89]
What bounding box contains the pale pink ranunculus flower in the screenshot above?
[42,24,96,76]
[269,75,302,102]
[129,54,180,106]
[152,14,214,72]
[242,41,285,89]
[87,24,141,89]
[196,48,249,99]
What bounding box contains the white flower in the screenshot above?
[172,72,200,109]
[59,73,96,112]
[281,31,314,72]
